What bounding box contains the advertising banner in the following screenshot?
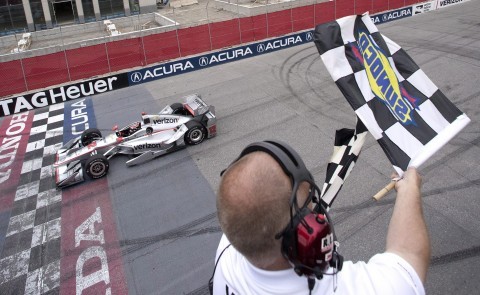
[127,31,315,86]
[0,74,130,118]
[412,0,437,14]
[370,7,413,24]
[437,0,470,9]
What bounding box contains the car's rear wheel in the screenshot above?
[84,154,109,179]
[184,121,206,145]
[81,128,102,146]
[170,103,190,116]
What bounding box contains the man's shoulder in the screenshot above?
[337,253,425,295]
[340,252,420,277]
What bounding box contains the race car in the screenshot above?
[54,94,216,188]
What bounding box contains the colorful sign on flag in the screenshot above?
[313,14,470,176]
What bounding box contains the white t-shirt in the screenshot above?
[212,235,425,295]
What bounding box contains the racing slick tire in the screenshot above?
[184,121,206,145]
[170,103,190,116]
[81,128,102,146]
[84,154,110,179]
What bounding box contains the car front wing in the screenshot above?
[55,160,85,188]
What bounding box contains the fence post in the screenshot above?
[140,30,147,66]
[104,35,112,72]
[135,14,148,66]
[266,0,270,38]
[206,0,213,51]
[334,0,337,20]
[173,7,182,57]
[60,26,72,82]
[236,0,242,44]
[139,15,148,66]
[289,0,292,33]
[20,56,28,92]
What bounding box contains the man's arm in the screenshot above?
[386,167,431,283]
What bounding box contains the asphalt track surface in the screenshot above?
[1,1,479,294]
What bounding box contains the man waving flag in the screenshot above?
[313,14,470,178]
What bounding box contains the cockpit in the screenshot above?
[116,121,142,137]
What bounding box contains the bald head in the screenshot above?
[217,152,293,264]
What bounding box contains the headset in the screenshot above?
[219,140,343,280]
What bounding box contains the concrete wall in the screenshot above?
[214,0,320,16]
[0,12,178,61]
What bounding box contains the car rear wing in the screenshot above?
[157,94,215,117]
[184,94,214,116]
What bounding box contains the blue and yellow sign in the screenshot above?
[356,31,418,126]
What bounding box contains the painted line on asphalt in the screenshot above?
[60,98,127,294]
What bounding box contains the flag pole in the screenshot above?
[372,181,395,201]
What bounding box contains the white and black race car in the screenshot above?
[54,94,216,188]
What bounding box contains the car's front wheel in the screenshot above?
[81,128,102,146]
[184,121,206,145]
[84,154,110,179]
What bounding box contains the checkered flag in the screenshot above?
[313,14,470,177]
[318,119,368,210]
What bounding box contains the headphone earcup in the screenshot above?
[280,208,312,271]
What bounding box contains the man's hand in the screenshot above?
[393,167,422,194]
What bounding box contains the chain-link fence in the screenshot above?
[0,0,418,98]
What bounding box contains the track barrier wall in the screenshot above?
[0,0,467,117]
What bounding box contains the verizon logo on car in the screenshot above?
[133,143,162,150]
[153,118,179,124]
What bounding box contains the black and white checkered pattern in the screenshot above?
[314,14,470,175]
[0,104,64,294]
[319,119,367,210]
